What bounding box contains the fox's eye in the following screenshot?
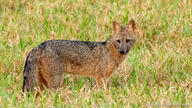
[116,40,120,43]
[126,39,131,43]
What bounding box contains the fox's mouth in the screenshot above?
[119,49,130,55]
[119,50,125,54]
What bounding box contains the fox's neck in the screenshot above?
[105,40,126,65]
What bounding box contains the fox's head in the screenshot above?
[110,20,137,55]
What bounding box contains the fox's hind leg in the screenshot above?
[38,53,64,91]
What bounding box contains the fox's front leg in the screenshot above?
[95,76,102,88]
[95,75,110,89]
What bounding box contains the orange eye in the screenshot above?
[116,40,120,43]
[126,39,131,43]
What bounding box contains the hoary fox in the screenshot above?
[22,20,137,93]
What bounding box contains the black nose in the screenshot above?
[120,50,125,54]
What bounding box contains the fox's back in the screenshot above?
[38,40,106,57]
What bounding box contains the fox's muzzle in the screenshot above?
[119,50,125,54]
[119,48,130,55]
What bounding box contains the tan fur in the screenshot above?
[22,20,137,93]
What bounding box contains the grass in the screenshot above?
[0,0,192,107]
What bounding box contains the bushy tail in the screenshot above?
[22,50,39,93]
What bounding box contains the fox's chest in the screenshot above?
[101,58,119,78]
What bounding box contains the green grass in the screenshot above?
[0,0,192,107]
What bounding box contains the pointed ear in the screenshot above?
[126,20,136,32]
[113,21,121,34]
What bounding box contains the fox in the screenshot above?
[22,20,137,94]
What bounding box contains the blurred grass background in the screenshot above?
[0,0,192,107]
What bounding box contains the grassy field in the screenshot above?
[0,0,192,107]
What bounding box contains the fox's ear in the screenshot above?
[126,20,136,32]
[113,21,121,34]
